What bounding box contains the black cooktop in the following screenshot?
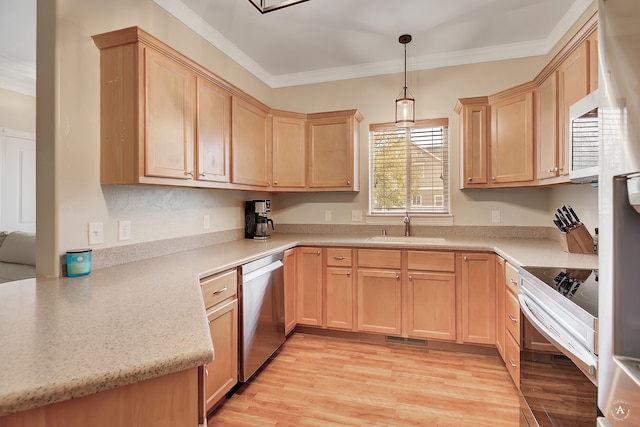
[521,267,598,318]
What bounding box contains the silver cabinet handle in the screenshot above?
[205,367,209,377]
[316,250,321,255]
[467,177,472,182]
[199,173,206,178]
[508,314,518,323]
[274,181,278,185]
[333,256,345,260]
[509,278,517,284]
[346,272,351,277]
[395,274,400,280]
[212,286,228,296]
[408,274,413,281]
[463,256,468,261]
[347,180,351,185]
[491,176,496,181]
[185,171,194,178]
[509,358,518,368]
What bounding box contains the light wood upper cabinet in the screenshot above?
[489,90,535,185]
[459,252,496,345]
[558,41,589,178]
[284,248,297,335]
[296,247,324,326]
[144,48,196,180]
[307,110,363,191]
[197,77,231,183]
[536,72,560,181]
[270,111,306,189]
[231,97,269,187]
[588,29,598,92]
[455,98,489,188]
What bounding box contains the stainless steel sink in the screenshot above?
[367,236,447,244]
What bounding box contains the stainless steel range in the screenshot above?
[518,266,599,426]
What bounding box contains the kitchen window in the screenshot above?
[369,119,449,214]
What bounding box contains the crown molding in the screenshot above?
[152,0,595,89]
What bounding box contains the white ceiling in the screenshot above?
[0,0,593,96]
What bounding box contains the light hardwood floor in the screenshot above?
[209,333,521,426]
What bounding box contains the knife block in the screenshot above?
[558,224,595,254]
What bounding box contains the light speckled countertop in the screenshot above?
[0,233,597,417]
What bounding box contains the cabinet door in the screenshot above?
[296,247,323,326]
[356,269,402,335]
[144,48,195,180]
[558,42,589,177]
[536,72,560,181]
[307,114,356,190]
[495,256,506,361]
[197,77,231,183]
[231,97,268,187]
[459,253,496,345]
[462,103,489,187]
[284,248,297,335]
[271,114,306,189]
[490,91,534,184]
[204,298,238,412]
[588,29,598,92]
[325,267,354,330]
[407,272,456,341]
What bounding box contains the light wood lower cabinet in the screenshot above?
[495,256,506,360]
[356,268,402,335]
[283,248,297,335]
[502,261,522,389]
[296,247,324,326]
[204,298,238,413]
[325,267,354,330]
[505,330,521,390]
[459,252,496,345]
[407,272,456,341]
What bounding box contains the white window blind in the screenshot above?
[369,119,449,214]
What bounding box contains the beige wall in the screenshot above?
[0,88,35,133]
[37,0,599,276]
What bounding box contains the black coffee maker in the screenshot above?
[245,200,274,240]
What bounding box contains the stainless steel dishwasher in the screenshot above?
[238,252,285,382]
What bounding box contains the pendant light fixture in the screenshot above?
[248,0,309,14]
[395,34,415,128]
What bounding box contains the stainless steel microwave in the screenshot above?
[569,90,599,183]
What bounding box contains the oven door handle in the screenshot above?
[519,292,597,385]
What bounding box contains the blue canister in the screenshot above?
[66,249,92,277]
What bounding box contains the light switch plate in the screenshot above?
[203,214,210,230]
[88,222,104,245]
[325,210,332,222]
[118,220,131,241]
[491,210,501,223]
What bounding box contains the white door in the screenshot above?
[1,129,36,232]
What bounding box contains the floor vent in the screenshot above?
[385,336,427,346]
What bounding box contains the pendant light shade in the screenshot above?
[248,0,309,14]
[395,34,415,128]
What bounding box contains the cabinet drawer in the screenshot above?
[326,248,353,267]
[505,289,521,345]
[201,269,238,309]
[357,249,401,269]
[505,331,520,390]
[407,251,455,272]
[505,262,519,295]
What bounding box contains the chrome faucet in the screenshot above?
[403,213,411,237]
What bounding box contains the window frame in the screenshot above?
[368,118,450,216]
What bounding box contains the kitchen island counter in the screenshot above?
[0,232,597,417]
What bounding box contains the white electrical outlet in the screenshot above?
[325,210,332,221]
[118,220,132,241]
[203,214,210,230]
[491,210,501,223]
[88,222,104,245]
[351,210,363,222]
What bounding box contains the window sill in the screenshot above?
[365,213,454,226]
